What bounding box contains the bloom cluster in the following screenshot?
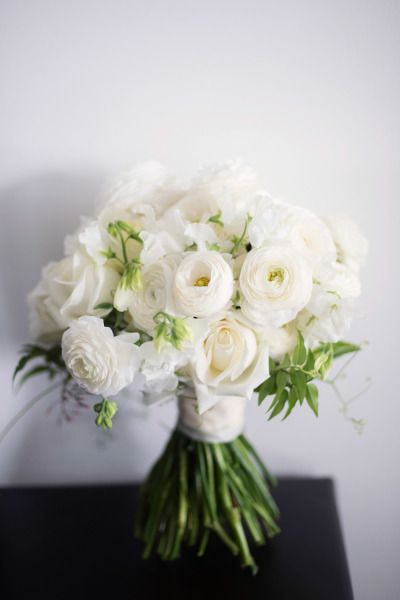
[23,161,367,426]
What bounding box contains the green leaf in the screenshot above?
[268,389,288,420]
[94,302,114,310]
[314,347,334,380]
[292,332,307,365]
[305,383,319,416]
[330,341,361,358]
[257,375,276,405]
[282,386,298,421]
[206,242,224,252]
[207,210,224,226]
[304,349,315,373]
[13,344,65,388]
[291,370,307,402]
[276,371,289,398]
[19,365,55,387]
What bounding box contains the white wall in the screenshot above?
[0,1,399,598]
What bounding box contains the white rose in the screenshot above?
[173,251,233,318]
[61,316,140,396]
[28,249,120,343]
[115,257,177,331]
[324,214,368,272]
[239,245,313,327]
[190,312,269,413]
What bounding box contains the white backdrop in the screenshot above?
[1,1,399,598]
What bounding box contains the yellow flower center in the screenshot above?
[194,276,210,287]
[267,268,284,285]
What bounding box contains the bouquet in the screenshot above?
[9,161,367,573]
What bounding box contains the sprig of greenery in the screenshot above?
[230,213,252,256]
[94,397,118,430]
[257,334,361,421]
[13,344,66,389]
[153,312,192,351]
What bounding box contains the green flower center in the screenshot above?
[194,276,210,287]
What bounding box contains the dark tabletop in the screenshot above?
[0,477,353,600]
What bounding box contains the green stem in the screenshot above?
[117,227,129,264]
[135,429,279,574]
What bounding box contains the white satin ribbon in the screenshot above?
[177,385,247,443]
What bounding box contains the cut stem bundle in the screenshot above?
[135,429,280,574]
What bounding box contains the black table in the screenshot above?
[0,478,353,600]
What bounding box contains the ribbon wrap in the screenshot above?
[177,383,246,443]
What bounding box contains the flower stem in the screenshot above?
[135,428,279,574]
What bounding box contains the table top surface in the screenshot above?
[0,477,353,600]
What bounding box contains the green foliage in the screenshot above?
[102,307,128,335]
[231,289,241,309]
[230,213,252,256]
[184,242,198,252]
[257,333,361,421]
[13,344,66,388]
[105,221,143,289]
[153,312,192,351]
[107,220,142,245]
[94,398,118,430]
[119,259,142,291]
[207,209,224,227]
[206,241,224,252]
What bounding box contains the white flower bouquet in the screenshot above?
[10,161,367,573]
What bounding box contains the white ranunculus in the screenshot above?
[239,245,313,327]
[171,161,259,222]
[116,257,177,331]
[324,214,368,272]
[190,312,269,413]
[28,249,120,343]
[62,316,140,396]
[100,161,184,218]
[173,251,234,318]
